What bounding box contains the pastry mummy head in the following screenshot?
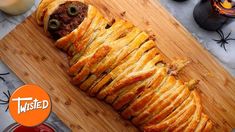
[47,1,88,40]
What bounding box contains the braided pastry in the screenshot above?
[36,0,213,131]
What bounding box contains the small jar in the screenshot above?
[0,0,34,15]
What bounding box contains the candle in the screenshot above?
[193,0,235,31]
[0,0,34,15]
[211,0,235,17]
[220,0,233,9]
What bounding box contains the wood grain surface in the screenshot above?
[0,0,235,131]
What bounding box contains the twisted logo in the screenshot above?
[9,84,51,127]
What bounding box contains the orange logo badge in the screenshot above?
[9,84,51,127]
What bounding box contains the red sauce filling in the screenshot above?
[12,124,55,132]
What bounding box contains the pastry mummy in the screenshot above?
[36,0,213,131]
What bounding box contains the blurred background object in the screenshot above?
[0,0,34,15]
[173,0,189,2]
[3,123,56,132]
[193,0,235,31]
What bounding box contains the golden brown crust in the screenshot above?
[67,19,133,76]
[111,32,149,69]
[109,68,157,96]
[80,19,133,59]
[168,59,190,75]
[88,53,133,96]
[203,120,213,132]
[132,76,177,125]
[195,114,209,132]
[56,17,92,50]
[126,75,170,120]
[97,47,158,100]
[79,31,148,91]
[75,26,138,86]
[112,57,163,110]
[174,117,193,132]
[184,91,202,132]
[91,27,141,76]
[166,92,199,131]
[37,1,212,131]
[55,5,98,50]
[107,68,158,106]
[69,13,108,57]
[36,0,55,25]
[121,68,168,119]
[147,89,189,126]
[92,41,155,98]
[71,45,111,85]
[143,93,194,131]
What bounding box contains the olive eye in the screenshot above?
[67,5,79,16]
[48,19,60,30]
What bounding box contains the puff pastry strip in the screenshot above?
[68,19,134,76]
[71,27,141,85]
[97,47,159,100]
[144,92,195,131]
[195,114,210,132]
[67,10,107,56]
[79,32,149,91]
[88,40,156,96]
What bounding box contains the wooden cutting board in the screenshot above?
[0,0,235,131]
